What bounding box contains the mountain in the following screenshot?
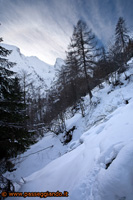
[4,57,133,200]
[1,43,64,96]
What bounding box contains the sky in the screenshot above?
[0,0,133,65]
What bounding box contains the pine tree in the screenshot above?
[0,38,36,161]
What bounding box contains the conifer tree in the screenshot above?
[68,20,98,99]
[107,17,130,77]
[0,38,36,161]
[115,17,129,53]
[64,49,80,101]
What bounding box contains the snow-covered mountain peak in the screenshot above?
[1,43,64,96]
[54,57,65,69]
[1,43,23,60]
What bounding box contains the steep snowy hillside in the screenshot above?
[1,43,64,96]
[4,60,133,200]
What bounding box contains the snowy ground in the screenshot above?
[5,59,133,200]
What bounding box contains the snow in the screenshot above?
[5,133,67,184]
[4,54,133,200]
[1,43,64,96]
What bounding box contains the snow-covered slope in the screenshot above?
[1,43,64,96]
[5,60,133,200]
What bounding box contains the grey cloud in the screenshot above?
[0,0,133,64]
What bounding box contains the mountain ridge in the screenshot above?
[1,43,65,96]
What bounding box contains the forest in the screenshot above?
[0,17,133,192]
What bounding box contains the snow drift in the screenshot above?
[4,51,133,200]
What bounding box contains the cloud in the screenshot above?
[0,0,74,64]
[0,0,133,64]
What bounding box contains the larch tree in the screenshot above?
[68,20,98,99]
[115,17,129,53]
[113,17,130,71]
